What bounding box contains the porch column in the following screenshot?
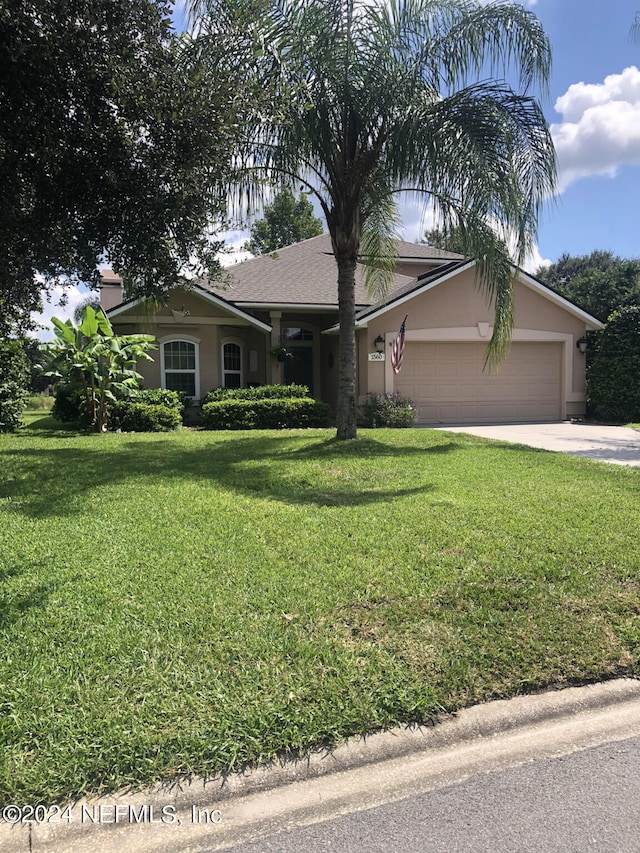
[269,311,282,385]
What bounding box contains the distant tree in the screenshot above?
[536,251,640,320]
[0,0,237,335]
[421,226,468,255]
[244,189,324,256]
[73,297,102,326]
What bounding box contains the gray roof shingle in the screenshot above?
[205,234,461,307]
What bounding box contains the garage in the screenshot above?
[394,341,563,424]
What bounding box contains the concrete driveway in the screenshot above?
[432,422,640,467]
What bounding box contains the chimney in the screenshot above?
[98,269,124,311]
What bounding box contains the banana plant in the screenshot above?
[42,305,156,431]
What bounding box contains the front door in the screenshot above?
[284,345,314,395]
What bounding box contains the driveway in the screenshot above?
[432,422,640,467]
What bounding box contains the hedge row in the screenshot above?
[202,384,310,404]
[201,397,331,430]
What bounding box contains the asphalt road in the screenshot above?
[222,734,640,853]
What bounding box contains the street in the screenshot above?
[223,735,640,852]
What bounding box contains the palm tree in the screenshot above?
[189,0,557,439]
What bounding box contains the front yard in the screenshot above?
[1,420,639,803]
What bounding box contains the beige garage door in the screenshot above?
[394,342,562,424]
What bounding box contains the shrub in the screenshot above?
[51,386,184,431]
[361,393,417,428]
[109,401,182,432]
[202,384,310,404]
[51,383,91,426]
[587,306,640,422]
[137,388,185,411]
[0,339,30,432]
[201,398,331,430]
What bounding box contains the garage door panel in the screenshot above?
[395,342,562,424]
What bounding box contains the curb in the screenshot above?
[3,678,640,853]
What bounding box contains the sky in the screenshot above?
[34,0,640,334]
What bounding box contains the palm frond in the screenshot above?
[360,190,401,304]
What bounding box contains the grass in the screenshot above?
[1,417,639,804]
[24,395,55,412]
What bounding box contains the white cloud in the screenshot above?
[216,228,253,266]
[522,244,551,275]
[398,200,436,244]
[31,284,90,342]
[551,66,640,192]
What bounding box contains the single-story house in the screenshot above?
[101,233,604,424]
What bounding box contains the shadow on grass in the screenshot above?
[19,415,83,436]
[0,560,55,629]
[0,433,461,518]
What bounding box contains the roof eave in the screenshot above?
[106,285,272,333]
[519,273,605,330]
[355,260,476,326]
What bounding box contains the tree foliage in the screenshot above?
[42,306,156,432]
[588,306,640,422]
[190,0,556,439]
[0,340,30,432]
[536,251,640,321]
[421,226,468,255]
[244,188,323,255]
[0,0,236,334]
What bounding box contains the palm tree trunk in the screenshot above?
[335,249,358,440]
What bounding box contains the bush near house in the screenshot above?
[361,392,418,428]
[109,390,184,432]
[202,384,311,403]
[51,383,92,426]
[201,384,330,430]
[201,397,332,430]
[587,306,640,423]
[52,386,184,432]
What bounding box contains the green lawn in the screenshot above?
[1,419,639,803]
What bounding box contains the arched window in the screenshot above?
[161,339,199,398]
[222,341,243,388]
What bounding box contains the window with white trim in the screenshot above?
[161,340,198,397]
[222,341,242,388]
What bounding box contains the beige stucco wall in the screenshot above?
[361,268,591,416]
[109,288,270,399]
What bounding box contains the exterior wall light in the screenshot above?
[374,334,385,353]
[576,336,588,354]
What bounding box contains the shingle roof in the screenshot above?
[204,233,457,307]
[356,260,472,321]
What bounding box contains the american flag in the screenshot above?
[391,315,408,374]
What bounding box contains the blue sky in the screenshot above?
[517,0,640,266]
[186,0,640,270]
[35,0,640,333]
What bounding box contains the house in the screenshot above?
[101,234,604,424]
